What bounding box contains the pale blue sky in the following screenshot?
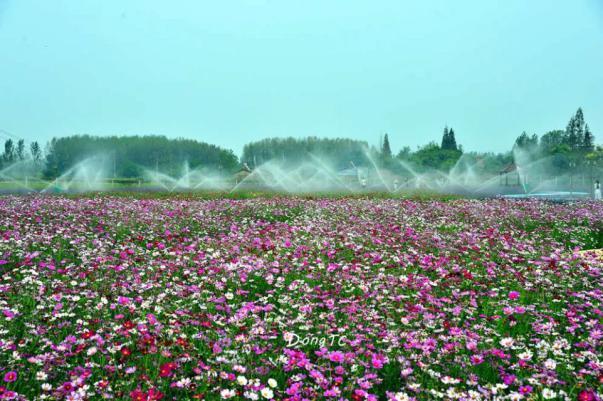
[1,0,602,156]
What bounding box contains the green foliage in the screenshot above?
[396,146,411,159]
[406,142,462,171]
[16,139,26,161]
[29,141,42,164]
[441,126,458,151]
[3,139,15,164]
[43,135,239,179]
[514,131,538,152]
[241,136,368,169]
[583,124,594,152]
[512,108,600,173]
[381,133,392,158]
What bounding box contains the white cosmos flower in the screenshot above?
[267,378,277,388]
[500,337,514,348]
[244,391,259,400]
[509,392,523,401]
[220,389,236,399]
[237,375,248,386]
[261,388,274,399]
[544,358,557,370]
[394,392,410,401]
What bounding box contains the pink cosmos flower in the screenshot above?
[146,313,158,325]
[130,389,148,401]
[371,354,387,369]
[324,387,339,397]
[328,351,344,363]
[3,371,17,383]
[508,291,520,300]
[470,354,484,365]
[577,390,596,401]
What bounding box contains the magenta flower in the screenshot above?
[577,390,596,401]
[328,351,345,363]
[508,291,520,300]
[3,371,17,383]
[470,354,484,365]
[146,313,159,325]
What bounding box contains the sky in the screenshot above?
[0,0,602,157]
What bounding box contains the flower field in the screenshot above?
[0,196,602,401]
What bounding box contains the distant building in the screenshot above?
[234,163,252,184]
[337,167,368,185]
[499,163,520,186]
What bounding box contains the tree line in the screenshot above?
[1,107,599,179]
[1,139,43,167]
[42,135,238,178]
[512,108,600,173]
[240,137,369,170]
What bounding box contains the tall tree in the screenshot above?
[441,127,450,149]
[565,116,576,149]
[442,127,458,151]
[539,130,565,153]
[583,124,594,152]
[514,131,538,152]
[3,139,15,164]
[382,133,392,158]
[16,139,26,161]
[448,128,458,151]
[565,108,586,150]
[30,141,42,164]
[574,108,585,144]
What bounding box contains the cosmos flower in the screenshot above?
[3,372,17,383]
[328,351,345,363]
[0,196,600,400]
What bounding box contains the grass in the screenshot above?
[0,179,465,201]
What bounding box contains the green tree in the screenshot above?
[3,139,15,164]
[16,139,26,161]
[43,135,239,179]
[30,141,42,164]
[382,133,392,158]
[397,146,411,159]
[514,131,538,152]
[448,128,458,151]
[241,137,368,170]
[441,127,458,151]
[539,130,565,154]
[583,124,594,152]
[441,127,450,149]
[410,142,462,171]
[565,108,585,151]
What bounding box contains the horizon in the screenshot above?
[1,1,602,156]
